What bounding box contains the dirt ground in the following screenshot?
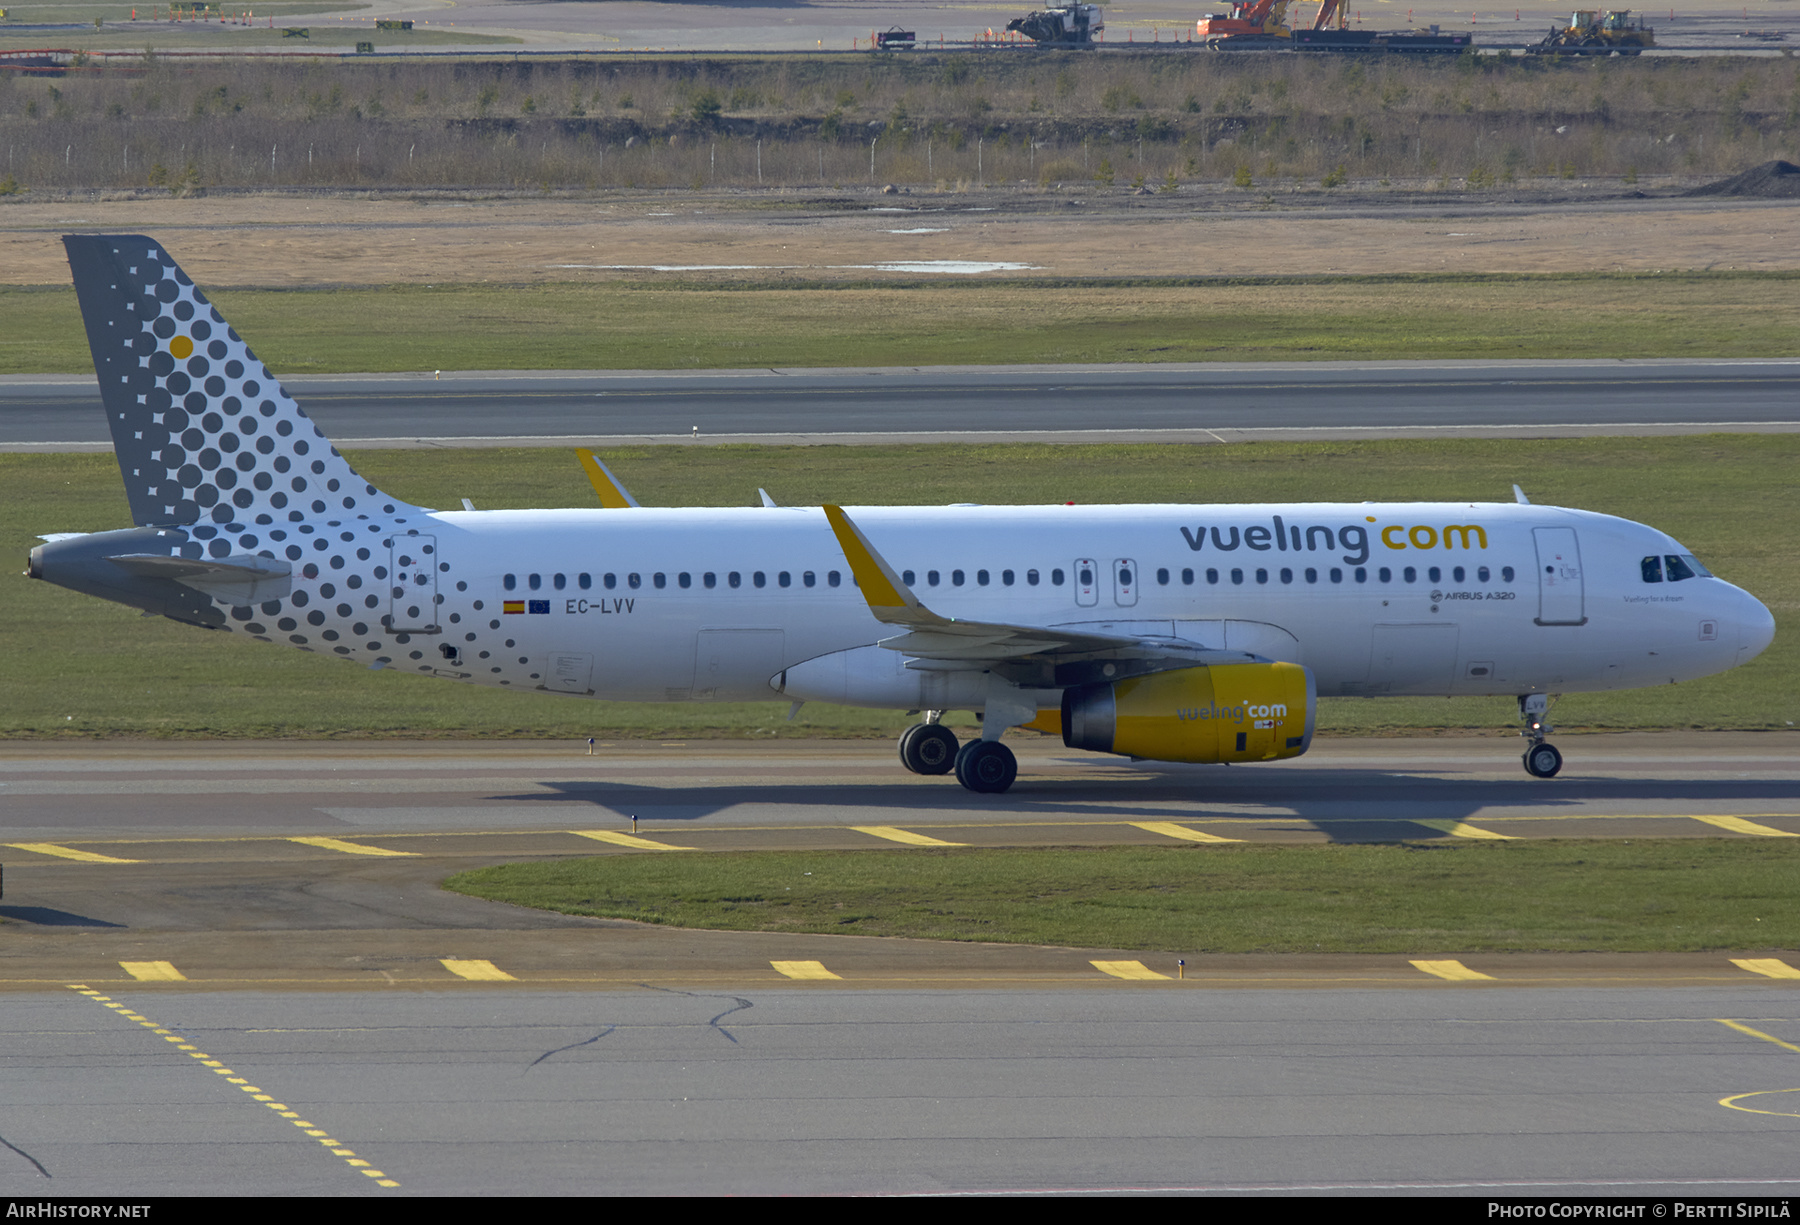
[3,187,1797,286]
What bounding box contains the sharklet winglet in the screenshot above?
[821,505,946,629]
[577,449,641,509]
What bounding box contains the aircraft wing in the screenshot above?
[823,505,1253,669]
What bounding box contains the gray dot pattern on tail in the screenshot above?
[97,238,411,537]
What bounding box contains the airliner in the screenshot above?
[28,235,1776,793]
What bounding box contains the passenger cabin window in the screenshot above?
[1002,570,1014,586]
[728,572,741,589]
[927,571,940,587]
[952,570,965,587]
[803,571,816,588]
[604,573,617,590]
[578,573,592,590]
[1051,569,1065,586]
[828,571,842,587]
[1026,570,1040,586]
[554,573,566,590]
[902,570,916,585]
[653,573,666,589]
[679,573,692,589]
[528,573,542,591]
[627,573,641,590]
[778,571,791,588]
[753,571,766,589]
[503,574,516,591]
[704,573,717,589]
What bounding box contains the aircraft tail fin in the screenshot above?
[62,234,417,527]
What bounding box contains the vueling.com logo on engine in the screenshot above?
[1175,702,1288,725]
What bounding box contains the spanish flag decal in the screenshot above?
[503,600,525,614]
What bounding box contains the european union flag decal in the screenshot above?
[528,600,551,614]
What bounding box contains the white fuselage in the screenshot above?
[218,500,1773,710]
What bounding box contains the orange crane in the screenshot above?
[1311,0,1348,29]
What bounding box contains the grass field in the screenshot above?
[442,841,1800,954]
[5,274,1800,375]
[3,434,1793,738]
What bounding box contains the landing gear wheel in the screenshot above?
[1523,742,1563,779]
[954,740,1018,794]
[899,723,959,775]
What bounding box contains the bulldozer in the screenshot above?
[1529,9,1655,55]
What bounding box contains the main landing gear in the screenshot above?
[898,715,958,775]
[1519,693,1563,779]
[954,739,1018,794]
[897,713,1019,793]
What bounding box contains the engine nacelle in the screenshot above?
[1061,661,1316,764]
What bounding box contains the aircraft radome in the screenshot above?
[28,236,1776,793]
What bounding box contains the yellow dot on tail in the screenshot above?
[170,335,193,359]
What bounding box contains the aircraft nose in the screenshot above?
[1736,587,1776,665]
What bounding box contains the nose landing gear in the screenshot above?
[1519,693,1562,778]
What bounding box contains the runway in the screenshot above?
[11,986,1800,1196]
[3,735,1798,1195]
[5,359,1800,450]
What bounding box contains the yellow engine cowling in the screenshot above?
[1060,661,1316,764]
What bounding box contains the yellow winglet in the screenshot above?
[822,505,941,626]
[577,450,641,509]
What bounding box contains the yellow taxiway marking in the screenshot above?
[1410,819,1514,841]
[1091,960,1171,981]
[1716,1018,1800,1054]
[65,984,400,1187]
[569,829,695,851]
[771,960,843,980]
[119,961,185,982]
[1731,958,1800,980]
[1720,1088,1800,1119]
[1692,815,1798,838]
[440,959,515,982]
[1128,821,1241,844]
[1410,960,1496,981]
[5,842,137,864]
[286,836,417,858]
[851,825,967,847]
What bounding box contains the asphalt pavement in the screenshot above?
[5,359,1799,449]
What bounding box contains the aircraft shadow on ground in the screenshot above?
[483,765,1800,843]
[0,906,124,928]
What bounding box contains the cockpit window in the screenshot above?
[1641,556,1663,583]
[1666,554,1709,581]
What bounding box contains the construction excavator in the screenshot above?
[1196,0,1295,47]
[1199,0,1471,52]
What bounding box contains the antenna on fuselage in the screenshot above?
[1512,484,1531,505]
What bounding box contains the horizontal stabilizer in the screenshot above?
[107,552,292,602]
